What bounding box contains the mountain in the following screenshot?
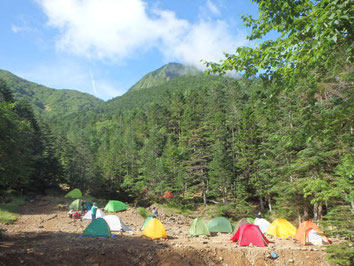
[0,69,103,119]
[129,63,203,92]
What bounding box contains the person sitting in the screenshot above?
[68,209,75,219]
[72,211,81,219]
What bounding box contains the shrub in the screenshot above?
[137,207,150,218]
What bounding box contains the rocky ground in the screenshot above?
[0,196,330,266]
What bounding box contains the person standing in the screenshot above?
[91,203,98,221]
[81,200,86,216]
[152,207,158,218]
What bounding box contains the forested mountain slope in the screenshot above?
[129,63,203,92]
[0,69,103,120]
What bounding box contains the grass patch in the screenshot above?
[0,196,26,223]
[137,207,150,218]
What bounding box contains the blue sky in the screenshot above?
[0,0,260,100]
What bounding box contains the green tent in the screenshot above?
[233,218,251,234]
[141,216,153,231]
[188,218,210,236]
[83,218,111,237]
[65,188,82,199]
[247,217,255,224]
[68,199,91,211]
[104,200,127,212]
[207,217,233,233]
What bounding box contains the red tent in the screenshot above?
[163,191,174,198]
[230,223,270,247]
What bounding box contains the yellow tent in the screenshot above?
[266,218,297,238]
[142,218,167,239]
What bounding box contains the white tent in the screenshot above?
[103,215,132,232]
[307,229,329,245]
[254,218,271,233]
[83,209,105,220]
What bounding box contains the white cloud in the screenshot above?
[36,0,247,70]
[16,60,123,100]
[206,0,221,16]
[163,20,246,70]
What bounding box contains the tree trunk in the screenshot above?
[314,202,318,221]
[318,203,323,221]
[259,196,264,210]
[267,195,272,212]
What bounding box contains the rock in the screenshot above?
[202,241,208,244]
[101,252,105,255]
[219,257,223,261]
[38,226,44,229]
[289,259,294,263]
[306,256,310,259]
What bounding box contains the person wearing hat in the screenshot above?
[255,212,262,219]
[91,203,98,221]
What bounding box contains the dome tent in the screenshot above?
[188,218,210,236]
[254,218,271,234]
[83,218,111,237]
[68,199,91,211]
[231,223,270,247]
[295,221,330,245]
[83,209,105,220]
[141,216,153,231]
[142,218,167,239]
[103,215,132,232]
[207,217,233,233]
[65,188,82,199]
[104,200,127,212]
[233,218,251,234]
[163,191,174,198]
[266,218,297,238]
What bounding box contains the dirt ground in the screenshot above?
[0,197,331,266]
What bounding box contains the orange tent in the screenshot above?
[163,191,174,198]
[295,221,330,245]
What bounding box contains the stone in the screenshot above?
[288,259,294,263]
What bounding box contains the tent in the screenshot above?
[254,218,271,234]
[65,188,82,199]
[163,191,174,198]
[295,221,330,245]
[83,217,111,237]
[142,218,167,239]
[188,218,210,236]
[266,218,297,238]
[230,223,270,247]
[83,209,105,220]
[233,218,250,234]
[207,217,233,233]
[141,216,153,231]
[247,217,255,224]
[68,199,91,211]
[103,215,132,232]
[104,200,127,212]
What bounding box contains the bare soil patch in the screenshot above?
[0,197,330,265]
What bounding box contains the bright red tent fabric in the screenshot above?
[230,223,270,247]
[163,191,174,198]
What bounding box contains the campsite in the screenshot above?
[0,193,332,266]
[0,0,352,265]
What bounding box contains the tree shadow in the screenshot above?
[0,231,188,266]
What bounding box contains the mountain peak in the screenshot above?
[129,63,203,92]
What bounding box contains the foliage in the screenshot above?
[0,195,26,223]
[137,207,150,218]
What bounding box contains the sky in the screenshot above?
[0,0,260,100]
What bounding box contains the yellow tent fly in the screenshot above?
[142,218,167,239]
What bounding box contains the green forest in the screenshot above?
[0,0,352,264]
